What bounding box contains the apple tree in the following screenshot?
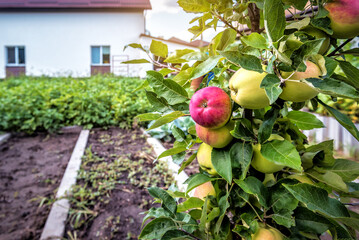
[125,0,359,239]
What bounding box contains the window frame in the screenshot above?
[91,45,111,66]
[6,46,25,67]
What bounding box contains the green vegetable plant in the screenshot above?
[128,0,359,239]
[0,75,151,133]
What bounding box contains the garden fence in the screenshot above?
[302,114,359,158]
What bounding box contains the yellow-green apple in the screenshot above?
[190,76,204,91]
[286,26,330,55]
[189,86,232,129]
[193,181,216,200]
[325,0,359,39]
[252,225,283,240]
[196,121,234,148]
[251,135,285,174]
[197,143,217,175]
[279,61,321,102]
[229,68,270,109]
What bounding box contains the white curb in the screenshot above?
[0,133,10,145]
[40,130,90,240]
[145,136,190,192]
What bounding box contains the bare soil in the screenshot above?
[0,128,81,240]
[64,127,174,240]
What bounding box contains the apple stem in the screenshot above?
[327,38,354,57]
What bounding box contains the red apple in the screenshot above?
[196,121,234,148]
[189,86,232,129]
[190,76,204,90]
[325,0,359,39]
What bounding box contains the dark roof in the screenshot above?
[0,0,151,10]
[140,34,209,48]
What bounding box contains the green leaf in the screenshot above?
[122,59,150,64]
[139,217,176,239]
[158,147,187,160]
[181,51,208,61]
[310,17,333,35]
[148,187,177,215]
[165,49,195,63]
[337,60,359,90]
[230,142,253,180]
[294,207,332,234]
[324,158,359,182]
[161,230,192,240]
[136,113,162,122]
[234,176,269,208]
[216,28,237,51]
[317,99,359,141]
[324,56,338,77]
[306,169,348,192]
[258,107,280,143]
[306,77,359,100]
[159,68,175,76]
[339,48,359,56]
[147,111,185,131]
[142,207,172,225]
[290,39,325,70]
[178,153,197,174]
[269,180,299,212]
[264,0,286,43]
[123,43,146,52]
[261,140,302,171]
[286,17,310,30]
[146,71,189,105]
[177,197,204,212]
[260,74,282,104]
[306,140,335,167]
[286,110,324,130]
[190,55,223,80]
[177,0,210,13]
[334,216,359,231]
[283,183,350,218]
[241,32,268,49]
[185,173,214,194]
[145,91,170,112]
[218,51,263,73]
[272,209,295,228]
[172,125,187,143]
[212,147,232,183]
[150,40,168,58]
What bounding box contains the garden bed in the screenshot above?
[0,128,81,240]
[64,127,174,239]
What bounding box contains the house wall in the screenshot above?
[0,11,150,78]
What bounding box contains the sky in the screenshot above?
[146,0,222,42]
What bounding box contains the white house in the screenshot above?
[0,0,209,79]
[0,0,152,78]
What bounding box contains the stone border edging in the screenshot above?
[143,130,190,192]
[0,133,10,145]
[40,129,90,240]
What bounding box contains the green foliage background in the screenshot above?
[0,75,151,133]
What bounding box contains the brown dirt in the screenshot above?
[0,128,81,240]
[64,127,174,240]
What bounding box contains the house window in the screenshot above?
[91,46,110,65]
[6,46,25,66]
